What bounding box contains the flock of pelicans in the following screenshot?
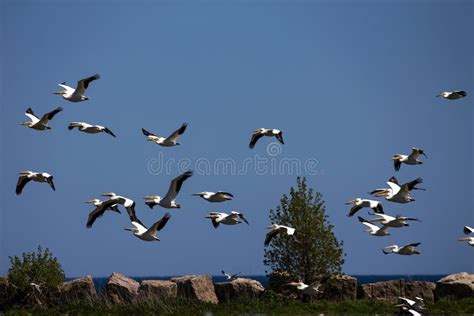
[15,74,471,311]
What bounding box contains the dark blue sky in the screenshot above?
[1,0,472,277]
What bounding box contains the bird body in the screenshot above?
[144,171,193,209]
[53,74,100,102]
[383,243,421,255]
[459,237,474,247]
[370,180,417,203]
[358,216,391,236]
[249,128,284,149]
[101,192,144,226]
[21,107,63,130]
[85,199,121,228]
[437,90,467,100]
[125,213,171,241]
[288,281,322,297]
[68,122,116,137]
[345,198,383,216]
[392,148,427,171]
[193,191,233,202]
[16,171,55,195]
[142,123,187,147]
[222,270,241,281]
[264,224,296,246]
[205,211,249,228]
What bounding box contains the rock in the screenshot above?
[60,275,97,305]
[435,272,474,300]
[138,280,177,301]
[320,274,357,301]
[0,277,16,310]
[357,279,405,303]
[404,281,435,303]
[267,271,298,296]
[170,275,218,304]
[214,278,265,302]
[106,272,139,304]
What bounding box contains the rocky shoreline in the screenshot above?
[0,272,473,310]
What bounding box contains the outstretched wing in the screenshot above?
[394,160,401,171]
[142,128,156,137]
[275,132,284,145]
[75,74,100,94]
[166,123,188,141]
[148,213,172,234]
[264,229,280,246]
[249,132,264,149]
[238,213,249,225]
[86,205,108,228]
[25,108,39,123]
[38,107,63,125]
[403,178,423,191]
[16,175,32,195]
[348,204,362,217]
[104,127,116,137]
[163,171,193,202]
[125,202,145,227]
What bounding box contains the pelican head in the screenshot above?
[143,195,160,201]
[392,155,403,161]
[52,89,66,95]
[267,224,279,230]
[459,237,471,242]
[124,227,139,233]
[101,192,116,198]
[20,121,34,127]
[85,199,100,205]
[18,171,33,175]
[345,198,360,205]
[436,92,446,97]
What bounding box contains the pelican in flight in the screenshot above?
[20,107,63,131]
[101,192,144,226]
[85,199,121,228]
[383,243,421,255]
[264,224,296,246]
[369,178,422,203]
[459,237,474,247]
[345,198,383,217]
[205,211,249,228]
[463,226,474,235]
[287,281,323,298]
[193,191,233,202]
[16,171,55,195]
[358,217,391,236]
[366,212,421,228]
[436,90,467,100]
[392,148,427,171]
[125,213,171,241]
[144,170,193,209]
[68,122,116,137]
[222,270,241,281]
[53,74,100,102]
[142,123,187,147]
[249,128,284,149]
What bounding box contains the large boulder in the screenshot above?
[435,272,474,300]
[106,272,139,304]
[0,277,16,310]
[170,275,218,304]
[320,274,357,301]
[60,275,97,305]
[138,280,177,301]
[357,279,405,303]
[404,281,435,303]
[214,278,265,302]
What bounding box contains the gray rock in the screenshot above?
[435,272,474,300]
[59,275,97,305]
[106,272,139,304]
[138,280,177,301]
[170,275,218,304]
[320,274,357,301]
[404,281,435,303]
[214,278,265,302]
[357,279,405,303]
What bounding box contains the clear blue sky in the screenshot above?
[1,0,472,277]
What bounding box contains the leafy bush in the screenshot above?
[8,245,65,293]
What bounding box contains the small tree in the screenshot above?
[264,177,345,284]
[8,245,65,293]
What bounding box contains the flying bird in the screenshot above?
[358,216,391,236]
[264,224,296,246]
[436,90,467,100]
[193,191,233,202]
[222,270,241,281]
[249,128,284,149]
[345,198,383,217]
[365,212,420,228]
[392,148,427,171]
[205,211,249,228]
[53,74,100,102]
[125,213,171,241]
[463,226,474,235]
[16,171,55,195]
[144,170,193,209]
[383,243,421,255]
[142,123,187,147]
[369,179,420,203]
[387,176,425,191]
[287,281,323,298]
[458,237,474,247]
[101,192,144,226]
[68,122,116,137]
[85,199,121,228]
[20,107,63,131]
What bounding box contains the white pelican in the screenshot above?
[68,122,116,137]
[125,213,171,242]
[53,74,100,102]
[436,90,467,100]
[16,171,55,195]
[264,224,296,246]
[85,199,121,228]
[142,123,187,147]
[369,179,419,203]
[20,107,63,131]
[463,226,474,235]
[222,270,241,281]
[358,216,391,236]
[249,128,284,149]
[101,192,144,226]
[345,198,383,217]
[287,281,322,298]
[383,243,421,255]
[193,191,233,202]
[459,237,474,247]
[205,211,249,228]
[366,212,421,228]
[392,148,427,171]
[144,170,193,209]
[396,296,425,316]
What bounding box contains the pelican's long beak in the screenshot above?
[436,92,442,97]
[19,171,31,175]
[345,200,355,205]
[85,200,94,204]
[53,90,66,95]
[124,228,136,232]
[192,193,202,196]
[459,237,470,241]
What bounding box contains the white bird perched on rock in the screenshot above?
[392,148,427,171]
[205,211,249,228]
[125,213,171,242]
[249,128,284,149]
[464,226,474,235]
[142,123,187,147]
[366,212,421,228]
[144,170,193,209]
[53,74,100,102]
[193,191,233,202]
[101,192,145,227]
[345,198,383,217]
[68,122,116,137]
[358,216,391,236]
[16,171,55,195]
[85,199,121,228]
[436,90,467,100]
[20,107,63,131]
[287,281,323,298]
[264,224,296,246]
[383,243,421,255]
[396,296,425,316]
[222,270,241,281]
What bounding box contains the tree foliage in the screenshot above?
[8,245,65,292]
[264,177,345,283]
